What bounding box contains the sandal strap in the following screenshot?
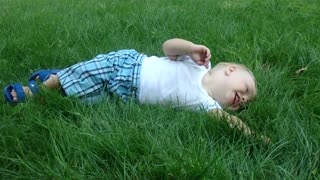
[28,80,39,95]
[29,69,60,82]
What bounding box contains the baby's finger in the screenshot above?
[200,56,209,69]
[204,62,209,69]
[207,50,211,59]
[203,47,211,62]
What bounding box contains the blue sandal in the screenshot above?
[4,83,26,104]
[3,81,44,104]
[3,70,61,104]
[29,69,61,82]
[28,69,61,94]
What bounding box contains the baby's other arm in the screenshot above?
[210,109,271,144]
[162,38,211,68]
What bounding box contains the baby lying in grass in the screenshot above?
[4,38,269,143]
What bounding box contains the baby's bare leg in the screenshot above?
[43,74,61,89]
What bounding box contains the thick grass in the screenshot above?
[1,0,319,178]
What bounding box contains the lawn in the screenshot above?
[0,0,319,178]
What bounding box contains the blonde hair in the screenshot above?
[211,62,257,92]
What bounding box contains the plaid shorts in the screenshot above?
[57,49,145,103]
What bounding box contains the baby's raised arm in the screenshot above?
[162,38,211,68]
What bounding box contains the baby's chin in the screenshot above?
[226,105,241,111]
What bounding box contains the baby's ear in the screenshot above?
[225,65,236,76]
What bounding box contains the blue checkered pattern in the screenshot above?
[57,49,145,103]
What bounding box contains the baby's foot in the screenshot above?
[11,86,33,102]
[11,74,45,102]
[5,73,60,104]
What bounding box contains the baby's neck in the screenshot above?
[201,72,215,98]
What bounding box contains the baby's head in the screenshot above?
[208,62,257,111]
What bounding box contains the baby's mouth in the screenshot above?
[232,93,239,106]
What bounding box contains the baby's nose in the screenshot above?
[241,96,247,103]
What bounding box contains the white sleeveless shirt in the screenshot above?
[138,55,222,111]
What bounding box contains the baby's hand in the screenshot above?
[189,44,211,69]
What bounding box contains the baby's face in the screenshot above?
[212,66,257,111]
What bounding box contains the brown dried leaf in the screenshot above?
[295,66,308,76]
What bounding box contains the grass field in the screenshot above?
[1,0,320,178]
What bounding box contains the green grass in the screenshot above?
[1,0,320,178]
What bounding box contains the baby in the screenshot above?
[4,38,268,143]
